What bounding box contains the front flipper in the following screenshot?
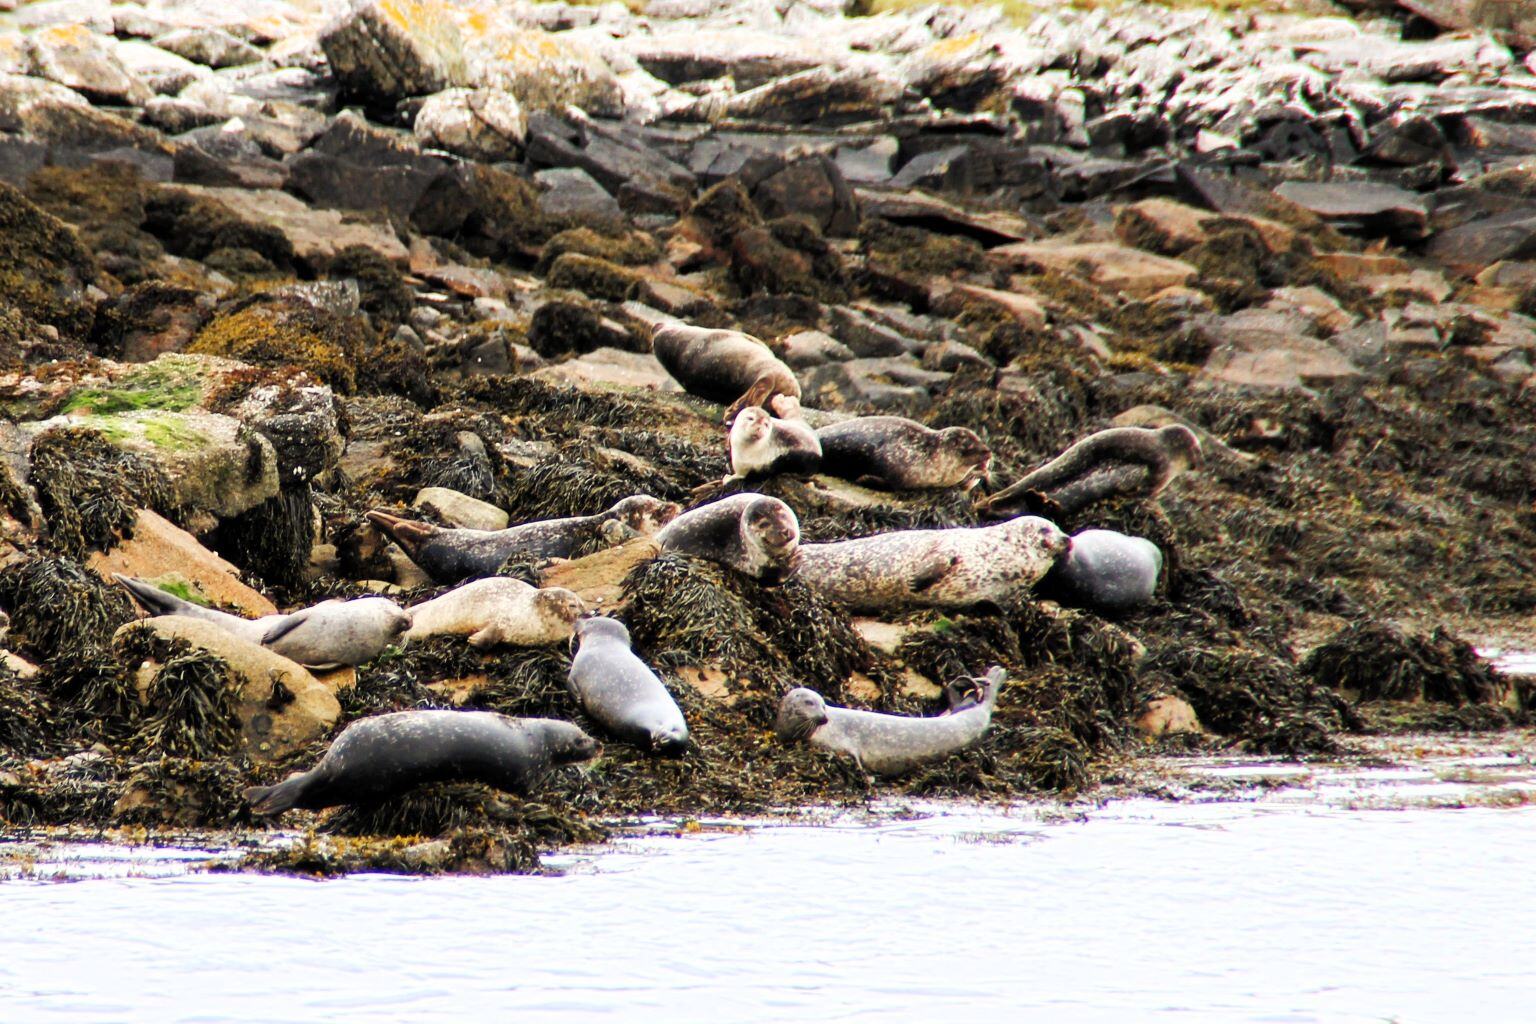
[723,373,792,424]
[908,553,961,594]
[260,610,310,647]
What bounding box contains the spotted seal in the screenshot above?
[1037,528,1163,613]
[794,517,1069,613]
[651,323,802,423]
[726,400,822,482]
[567,616,688,754]
[654,492,801,583]
[243,710,600,814]
[114,575,410,669]
[815,416,991,491]
[978,425,1202,519]
[367,494,682,584]
[405,578,586,648]
[775,667,1007,776]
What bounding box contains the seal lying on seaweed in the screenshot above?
[978,424,1201,519]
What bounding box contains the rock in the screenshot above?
[1273,181,1430,240]
[932,282,1047,332]
[87,508,278,616]
[151,27,264,69]
[525,113,694,206]
[412,486,508,531]
[113,41,208,95]
[1135,695,1201,738]
[1425,210,1536,277]
[409,162,546,261]
[173,123,289,190]
[533,166,620,222]
[228,379,346,487]
[856,187,1035,246]
[287,110,447,221]
[119,615,340,761]
[530,347,678,392]
[461,25,623,116]
[751,154,859,237]
[1398,0,1536,49]
[414,86,526,162]
[163,184,409,265]
[319,0,467,106]
[1114,198,1210,256]
[829,304,920,357]
[779,329,854,368]
[922,339,990,371]
[991,240,1196,299]
[724,65,904,126]
[1199,309,1362,389]
[527,301,636,357]
[802,356,948,413]
[542,537,660,608]
[26,24,152,106]
[627,29,832,90]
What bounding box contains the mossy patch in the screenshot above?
[544,253,643,302]
[0,180,98,343]
[142,188,294,272]
[538,226,661,272]
[59,359,210,416]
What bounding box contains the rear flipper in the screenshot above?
[243,772,312,816]
[944,666,1008,713]
[114,574,195,616]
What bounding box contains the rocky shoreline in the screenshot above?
[1,0,1534,875]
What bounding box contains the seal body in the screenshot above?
[728,405,822,481]
[795,516,1069,613]
[567,616,688,754]
[652,323,801,422]
[244,711,600,814]
[1038,529,1162,613]
[815,416,992,491]
[115,575,410,669]
[655,492,801,583]
[775,667,1006,776]
[979,424,1202,519]
[367,495,682,584]
[405,578,586,648]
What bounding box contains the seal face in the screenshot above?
[1037,529,1163,613]
[115,575,410,669]
[243,711,601,815]
[654,492,801,583]
[405,577,586,648]
[794,517,1068,613]
[978,424,1203,519]
[775,667,1007,776]
[367,494,682,584]
[567,616,689,754]
[652,323,802,423]
[815,416,992,491]
[728,406,823,481]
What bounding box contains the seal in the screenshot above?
[651,323,801,423]
[114,575,410,669]
[794,516,1069,613]
[815,416,992,491]
[775,666,1007,776]
[1037,528,1163,613]
[404,578,586,648]
[243,710,600,814]
[654,492,801,583]
[367,494,682,584]
[726,400,822,482]
[567,616,689,754]
[977,424,1202,519]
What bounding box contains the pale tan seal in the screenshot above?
[794,516,1069,613]
[244,711,600,814]
[404,578,586,648]
[775,667,1007,776]
[815,416,991,491]
[654,492,801,583]
[651,323,802,423]
[978,424,1202,519]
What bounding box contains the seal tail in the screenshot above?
[365,509,437,549]
[113,574,193,616]
[946,666,1008,713]
[243,773,311,816]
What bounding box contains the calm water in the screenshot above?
[2,737,1534,1024]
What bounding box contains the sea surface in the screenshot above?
[1,733,1533,1024]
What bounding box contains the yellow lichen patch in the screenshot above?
[189,309,355,393]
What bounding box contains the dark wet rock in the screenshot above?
[409,162,547,262]
[751,154,859,237]
[90,283,213,362]
[525,112,694,212]
[1425,209,1536,277]
[287,110,446,220]
[172,125,289,189]
[527,301,638,358]
[731,217,849,301]
[533,166,620,222]
[1272,181,1430,241]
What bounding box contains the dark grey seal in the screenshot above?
[567,616,688,754]
[1038,528,1163,613]
[978,424,1202,519]
[654,492,801,583]
[366,495,682,584]
[815,416,992,491]
[243,710,600,815]
[651,323,802,423]
[775,667,1007,776]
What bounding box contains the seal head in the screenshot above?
[775,687,830,742]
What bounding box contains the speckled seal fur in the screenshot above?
[654,492,801,583]
[367,495,682,584]
[775,667,1007,776]
[794,516,1069,613]
[814,416,991,491]
[243,710,600,815]
[651,323,802,423]
[568,616,689,754]
[405,578,586,648]
[979,425,1202,519]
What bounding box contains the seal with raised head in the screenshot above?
[567,616,688,754]
[726,399,822,482]
[405,578,586,648]
[978,424,1202,519]
[651,323,802,423]
[654,492,801,583]
[1037,528,1163,613]
[244,710,601,815]
[815,416,992,491]
[794,516,1069,613]
[114,575,411,669]
[367,494,682,584]
[775,667,1007,776]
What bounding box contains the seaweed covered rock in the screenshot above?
[0,555,135,662]
[0,179,99,355]
[1302,622,1504,705]
[87,508,279,617]
[22,426,179,556]
[410,163,550,263]
[142,186,295,273]
[323,244,415,329]
[89,282,213,362]
[525,301,639,358]
[190,294,374,394]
